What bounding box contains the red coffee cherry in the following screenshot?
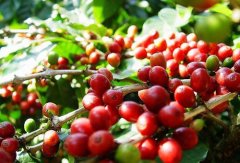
[42,102,59,117]
[82,93,103,110]
[119,101,144,123]
[64,133,89,157]
[187,62,205,75]
[114,35,125,49]
[88,130,115,156]
[233,59,240,73]
[42,142,59,158]
[158,105,184,128]
[173,48,185,62]
[173,127,198,150]
[210,96,229,114]
[158,138,182,163]
[107,53,121,67]
[12,91,21,103]
[232,49,240,62]
[89,51,100,64]
[150,52,166,68]
[97,68,113,81]
[1,138,19,153]
[218,45,233,61]
[90,74,111,95]
[133,47,147,59]
[137,66,151,82]
[215,67,233,86]
[109,41,122,53]
[58,57,69,69]
[43,130,59,147]
[136,138,158,160]
[167,59,179,77]
[0,87,11,98]
[197,40,209,53]
[168,78,183,93]
[105,105,119,125]
[0,122,15,138]
[136,112,158,136]
[27,93,38,105]
[0,148,12,163]
[89,106,111,130]
[225,72,240,92]
[154,38,167,52]
[102,89,123,106]
[190,68,210,92]
[71,118,93,136]
[170,101,185,113]
[149,66,169,87]
[138,85,170,113]
[174,85,196,108]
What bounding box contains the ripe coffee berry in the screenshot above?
[150,52,166,68]
[88,130,114,156]
[64,133,89,157]
[70,118,93,136]
[218,45,233,61]
[42,102,59,117]
[233,59,240,73]
[215,67,232,86]
[27,92,38,105]
[43,130,59,147]
[102,89,123,106]
[174,85,196,108]
[173,48,185,62]
[90,74,111,95]
[42,142,59,157]
[119,101,144,122]
[137,66,151,82]
[187,62,205,75]
[107,53,121,67]
[0,122,15,138]
[136,112,158,136]
[168,78,183,93]
[0,148,12,163]
[109,41,122,53]
[89,106,111,130]
[225,72,240,92]
[149,66,169,87]
[190,68,210,92]
[82,93,103,110]
[1,138,19,153]
[105,105,119,125]
[138,85,170,113]
[133,47,147,59]
[97,68,113,81]
[158,138,182,163]
[158,105,184,128]
[12,91,21,103]
[173,127,199,150]
[136,138,158,160]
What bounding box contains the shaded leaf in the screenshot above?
[93,0,123,23]
[112,58,149,80]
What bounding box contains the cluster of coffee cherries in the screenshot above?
[64,28,240,162]
[0,84,42,116]
[0,122,19,163]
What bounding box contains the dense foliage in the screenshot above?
[1,0,240,162]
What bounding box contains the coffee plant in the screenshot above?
[1,0,240,162]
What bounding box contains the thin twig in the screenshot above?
[0,68,95,86]
[184,92,238,121]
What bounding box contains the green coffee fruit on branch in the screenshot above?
[206,55,220,71]
[48,53,59,65]
[24,118,36,133]
[115,143,141,163]
[190,119,205,132]
[195,13,232,43]
[222,57,234,68]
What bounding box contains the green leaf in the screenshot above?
[17,151,41,163]
[53,41,85,61]
[93,0,123,23]
[210,3,232,18]
[112,58,149,80]
[70,23,108,37]
[9,109,21,120]
[141,5,192,36]
[46,78,78,109]
[0,42,54,82]
[181,142,208,163]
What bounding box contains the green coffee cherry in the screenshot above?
[115,143,141,163]
[206,55,220,71]
[48,53,58,65]
[222,57,234,68]
[24,118,36,133]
